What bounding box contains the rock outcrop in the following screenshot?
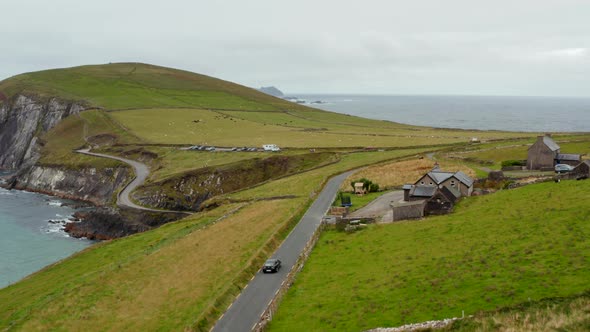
[134,153,337,211]
[11,165,130,205]
[0,95,85,170]
[65,207,187,240]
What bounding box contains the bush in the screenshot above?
[501,160,526,168]
[369,183,379,192]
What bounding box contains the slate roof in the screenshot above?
[427,170,473,187]
[443,185,461,199]
[427,171,454,184]
[410,186,437,197]
[453,171,474,187]
[543,136,560,151]
[574,160,590,169]
[556,153,582,161]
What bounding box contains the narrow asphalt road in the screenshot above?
[76,148,172,212]
[212,170,355,332]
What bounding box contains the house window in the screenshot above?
[420,181,424,185]
[429,182,433,185]
[451,180,456,187]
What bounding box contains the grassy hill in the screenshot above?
[0,63,557,331]
[0,148,431,331]
[0,62,300,110]
[0,62,531,179]
[268,179,590,331]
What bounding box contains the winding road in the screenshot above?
[79,147,358,330]
[76,148,176,212]
[213,170,355,332]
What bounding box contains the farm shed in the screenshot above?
[424,186,460,216]
[556,153,582,167]
[392,200,426,221]
[527,134,583,170]
[571,160,590,179]
[354,182,366,195]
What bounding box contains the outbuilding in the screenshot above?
[527,134,582,170]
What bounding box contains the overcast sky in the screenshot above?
[2,0,589,96]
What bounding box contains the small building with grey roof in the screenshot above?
[527,134,583,170]
[413,165,474,197]
[392,165,474,221]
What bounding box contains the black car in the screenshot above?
[262,258,281,273]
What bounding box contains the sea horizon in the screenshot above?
[291,94,590,133]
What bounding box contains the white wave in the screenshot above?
[47,200,63,207]
[43,218,71,238]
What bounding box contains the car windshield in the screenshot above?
[264,259,277,266]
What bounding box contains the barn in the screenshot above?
[527,134,582,170]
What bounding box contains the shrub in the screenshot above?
[501,160,526,168]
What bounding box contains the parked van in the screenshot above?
[262,144,281,152]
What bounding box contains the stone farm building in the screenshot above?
[570,160,590,180]
[392,166,473,221]
[414,165,474,197]
[527,134,582,170]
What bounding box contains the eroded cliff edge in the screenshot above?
[0,95,130,205]
[0,95,83,170]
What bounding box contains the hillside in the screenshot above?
[0,63,543,331]
[0,63,301,111]
[268,179,590,331]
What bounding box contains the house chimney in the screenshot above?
[402,184,412,202]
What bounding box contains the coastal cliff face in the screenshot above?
[0,95,131,205]
[12,165,130,206]
[0,95,84,170]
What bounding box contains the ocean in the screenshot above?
[295,94,590,132]
[0,187,91,288]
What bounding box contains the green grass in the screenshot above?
[37,111,126,169]
[338,191,388,213]
[268,180,590,331]
[446,134,590,170]
[0,63,569,331]
[0,63,304,111]
[110,108,504,148]
[0,145,430,331]
[449,291,590,331]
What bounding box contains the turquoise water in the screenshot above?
[0,187,91,288]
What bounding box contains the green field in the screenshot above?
[444,135,590,170]
[0,147,431,331]
[268,179,590,331]
[0,63,583,331]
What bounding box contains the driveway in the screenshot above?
[348,190,403,222]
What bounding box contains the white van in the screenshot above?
[262,144,281,152]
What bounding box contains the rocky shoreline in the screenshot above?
[64,207,187,240]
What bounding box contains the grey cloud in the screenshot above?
[1,0,590,96]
